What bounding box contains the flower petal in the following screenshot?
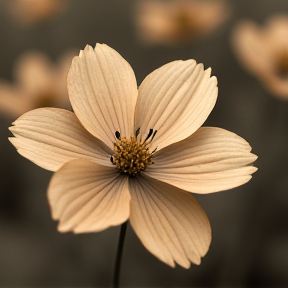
[0,83,34,118]
[9,108,112,172]
[145,127,257,194]
[232,21,274,76]
[15,52,55,101]
[48,159,130,233]
[67,43,138,148]
[135,60,218,151]
[129,174,211,268]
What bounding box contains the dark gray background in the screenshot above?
[1,0,288,287]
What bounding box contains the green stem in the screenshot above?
[113,221,128,288]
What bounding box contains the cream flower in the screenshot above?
[232,15,288,99]
[9,44,257,268]
[8,0,67,25]
[134,0,230,45]
[0,51,74,119]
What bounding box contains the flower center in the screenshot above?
[111,128,157,176]
[174,10,199,42]
[275,52,288,79]
[36,91,55,108]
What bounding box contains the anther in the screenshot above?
[143,128,153,143]
[151,130,157,142]
[135,127,140,138]
[151,147,158,154]
[115,131,121,140]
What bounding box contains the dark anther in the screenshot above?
[110,156,114,164]
[151,130,157,142]
[151,147,158,154]
[143,128,153,143]
[115,131,121,140]
[135,127,140,138]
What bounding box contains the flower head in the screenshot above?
[9,43,257,268]
[0,51,74,119]
[232,15,288,99]
[134,0,230,45]
[7,0,68,25]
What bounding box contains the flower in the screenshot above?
[7,0,68,25]
[0,51,74,119]
[232,15,288,99]
[134,0,230,45]
[9,43,257,268]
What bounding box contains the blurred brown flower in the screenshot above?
[8,0,68,25]
[134,0,230,45]
[9,43,257,268]
[0,51,74,119]
[232,15,288,99]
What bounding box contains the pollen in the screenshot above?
[111,129,156,176]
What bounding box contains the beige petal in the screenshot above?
[9,0,67,25]
[9,108,112,172]
[266,15,288,48]
[260,72,288,99]
[48,159,130,233]
[232,21,275,76]
[15,52,55,101]
[186,0,230,36]
[0,82,34,118]
[67,44,138,149]
[135,60,218,151]
[129,174,211,268]
[145,127,257,194]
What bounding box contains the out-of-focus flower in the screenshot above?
[232,15,288,99]
[0,51,74,118]
[9,44,257,268]
[134,0,230,45]
[8,0,68,25]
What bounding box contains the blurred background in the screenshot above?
[1,0,288,287]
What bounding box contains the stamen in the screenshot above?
[151,147,158,154]
[135,127,140,138]
[115,131,121,140]
[143,128,153,143]
[111,130,156,176]
[151,130,158,142]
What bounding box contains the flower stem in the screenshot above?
[113,221,128,288]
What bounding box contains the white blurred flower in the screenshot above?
[134,0,230,45]
[0,51,75,118]
[8,0,68,25]
[233,15,288,99]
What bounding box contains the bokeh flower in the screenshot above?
[7,0,68,25]
[9,43,257,268]
[232,15,288,99]
[134,0,230,45]
[0,51,74,119]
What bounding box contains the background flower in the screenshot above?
[134,0,230,45]
[0,51,74,119]
[7,0,68,26]
[232,15,288,99]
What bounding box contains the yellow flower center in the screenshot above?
[174,10,199,42]
[111,129,157,176]
[275,52,288,79]
[36,91,55,108]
